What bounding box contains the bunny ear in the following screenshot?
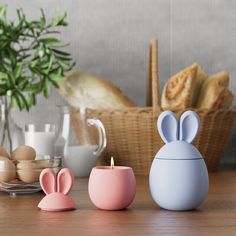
[57,168,74,195]
[157,111,179,143]
[179,111,200,143]
[40,168,57,195]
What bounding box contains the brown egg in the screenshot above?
[11,146,36,161]
[0,158,16,182]
[0,171,16,182]
[17,169,41,183]
[0,147,10,158]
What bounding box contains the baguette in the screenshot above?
[58,70,136,109]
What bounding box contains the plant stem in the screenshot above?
[5,105,12,152]
[0,97,12,152]
[0,122,6,147]
[0,98,7,147]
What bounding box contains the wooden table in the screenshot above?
[1,170,236,236]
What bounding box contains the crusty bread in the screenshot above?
[161,63,208,110]
[58,70,136,109]
[197,71,234,109]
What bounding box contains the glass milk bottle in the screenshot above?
[54,106,106,177]
[24,124,56,157]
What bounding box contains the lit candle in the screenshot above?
[88,158,136,210]
[111,157,114,169]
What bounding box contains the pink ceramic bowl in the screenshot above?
[88,166,136,210]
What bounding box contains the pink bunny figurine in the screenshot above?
[38,168,76,211]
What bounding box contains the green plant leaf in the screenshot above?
[39,9,46,30]
[52,48,71,56]
[28,93,36,107]
[16,91,29,111]
[49,73,64,82]
[55,55,72,61]
[6,73,15,87]
[14,63,23,79]
[58,59,73,71]
[46,54,53,74]
[23,83,42,93]
[43,78,50,98]
[29,60,38,69]
[12,93,23,110]
[10,94,17,108]
[17,76,29,89]
[0,41,9,50]
[48,78,59,88]
[0,5,7,21]
[7,49,17,67]
[40,37,61,46]
[51,12,67,26]
[18,54,31,61]
[16,9,23,21]
[0,72,7,80]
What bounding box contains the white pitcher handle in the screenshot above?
[87,119,107,157]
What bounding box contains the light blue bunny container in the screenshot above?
[149,110,209,211]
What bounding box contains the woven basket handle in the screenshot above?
[146,39,161,116]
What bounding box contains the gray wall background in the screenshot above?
[1,0,236,165]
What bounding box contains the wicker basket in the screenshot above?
[72,39,236,174]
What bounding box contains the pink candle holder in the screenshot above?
[88,166,136,210]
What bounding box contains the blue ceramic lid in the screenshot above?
[155,141,202,160]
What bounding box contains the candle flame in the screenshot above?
[111,157,114,169]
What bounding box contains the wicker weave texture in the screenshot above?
[81,108,236,174]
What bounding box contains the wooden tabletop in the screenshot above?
[1,170,236,236]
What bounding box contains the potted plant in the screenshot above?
[0,5,74,152]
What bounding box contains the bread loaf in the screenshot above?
[197,71,234,109]
[58,70,136,109]
[161,63,208,110]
